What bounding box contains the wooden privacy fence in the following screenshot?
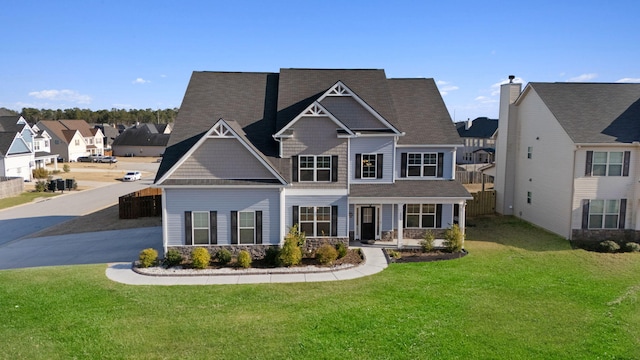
[456,171,494,184]
[119,187,162,219]
[466,190,496,217]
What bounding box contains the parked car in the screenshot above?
[123,171,142,181]
[90,155,104,162]
[77,156,92,162]
[100,156,118,163]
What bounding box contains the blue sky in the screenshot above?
[2,0,639,122]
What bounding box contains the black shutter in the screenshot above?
[355,154,361,179]
[581,199,590,229]
[292,155,298,182]
[436,204,443,228]
[184,211,192,245]
[331,205,338,237]
[209,211,217,245]
[401,153,407,177]
[255,211,263,244]
[377,154,383,179]
[619,199,627,229]
[292,206,299,228]
[623,151,631,176]
[585,151,593,176]
[231,211,238,244]
[331,155,338,182]
[437,153,444,178]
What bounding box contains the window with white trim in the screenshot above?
[589,200,619,229]
[239,211,255,244]
[299,206,331,237]
[361,154,377,178]
[405,204,436,228]
[527,146,533,159]
[75,139,80,146]
[299,155,331,182]
[192,211,210,245]
[592,151,623,176]
[34,142,40,151]
[407,153,437,177]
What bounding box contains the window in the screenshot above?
[527,146,533,159]
[54,139,59,145]
[589,200,619,229]
[239,211,255,244]
[408,153,437,177]
[34,142,40,151]
[299,155,331,182]
[405,204,436,228]
[88,138,93,145]
[299,206,331,237]
[527,191,532,204]
[192,211,210,244]
[592,151,623,176]
[361,154,377,178]
[74,139,80,146]
[45,140,49,147]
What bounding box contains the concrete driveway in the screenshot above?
[0,179,163,269]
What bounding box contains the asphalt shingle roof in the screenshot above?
[456,117,498,138]
[529,82,640,144]
[113,124,170,147]
[350,180,472,199]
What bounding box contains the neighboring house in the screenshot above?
[30,126,57,168]
[154,69,471,255]
[495,78,640,243]
[112,123,171,157]
[36,120,104,162]
[0,116,58,181]
[92,123,120,150]
[455,117,498,164]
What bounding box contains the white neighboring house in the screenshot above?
[495,77,640,245]
[36,120,104,162]
[0,115,58,181]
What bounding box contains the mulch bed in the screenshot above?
[384,248,468,263]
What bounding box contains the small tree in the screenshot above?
[443,224,464,253]
[279,227,304,267]
[420,230,435,252]
[63,164,71,173]
[32,167,49,180]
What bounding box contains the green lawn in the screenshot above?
[1,216,638,359]
[0,191,58,210]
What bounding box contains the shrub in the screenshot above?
[599,240,620,253]
[62,164,71,173]
[420,230,435,252]
[32,167,49,180]
[34,180,47,192]
[191,247,211,269]
[387,249,401,259]
[623,242,640,253]
[279,235,302,267]
[335,242,347,259]
[237,250,252,268]
[443,224,464,253]
[216,249,232,265]
[163,249,183,267]
[316,244,338,265]
[264,247,280,266]
[138,248,158,268]
[288,224,306,247]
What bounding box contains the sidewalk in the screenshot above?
[106,247,388,285]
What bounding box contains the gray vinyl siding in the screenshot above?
[281,116,347,188]
[396,147,455,179]
[285,194,348,237]
[350,137,394,183]
[320,96,387,129]
[169,138,277,180]
[165,188,280,245]
[382,204,394,230]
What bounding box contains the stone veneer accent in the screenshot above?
[571,229,640,250]
[381,229,447,241]
[168,237,349,260]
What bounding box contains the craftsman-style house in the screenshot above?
[154,69,471,255]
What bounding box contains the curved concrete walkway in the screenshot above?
[106,247,388,285]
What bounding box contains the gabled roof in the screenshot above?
[37,120,94,144]
[456,117,498,138]
[0,132,17,156]
[0,116,27,133]
[524,82,640,144]
[113,124,170,147]
[58,119,96,138]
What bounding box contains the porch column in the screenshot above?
[459,200,467,247]
[397,203,404,249]
[53,157,58,171]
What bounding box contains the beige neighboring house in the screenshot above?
[495,77,640,245]
[36,120,104,162]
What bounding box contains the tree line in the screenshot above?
[5,107,178,124]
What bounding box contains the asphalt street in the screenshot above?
[0,178,163,269]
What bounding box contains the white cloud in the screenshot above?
[160,74,167,78]
[112,103,133,109]
[436,80,459,96]
[132,78,150,84]
[474,96,497,104]
[616,77,640,83]
[28,89,92,104]
[490,76,525,96]
[567,73,597,82]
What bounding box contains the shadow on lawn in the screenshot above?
[466,215,572,252]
